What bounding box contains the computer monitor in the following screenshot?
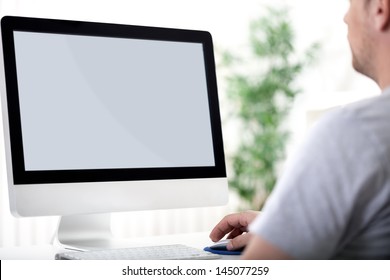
[0,16,228,249]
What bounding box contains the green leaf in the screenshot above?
[223,6,319,210]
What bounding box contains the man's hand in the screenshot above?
[209,211,259,250]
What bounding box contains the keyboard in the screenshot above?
[55,244,221,260]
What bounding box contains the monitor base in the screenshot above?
[53,213,119,250]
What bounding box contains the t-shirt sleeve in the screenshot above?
[249,108,385,259]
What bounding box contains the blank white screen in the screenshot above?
[14,31,215,170]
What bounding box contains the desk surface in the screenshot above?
[0,232,239,260]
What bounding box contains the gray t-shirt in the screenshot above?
[249,89,390,259]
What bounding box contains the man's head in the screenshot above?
[344,0,390,88]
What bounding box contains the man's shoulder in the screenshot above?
[341,92,390,118]
[317,93,390,133]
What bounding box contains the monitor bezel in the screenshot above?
[1,16,226,185]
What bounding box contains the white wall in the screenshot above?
[0,0,381,247]
[286,0,379,153]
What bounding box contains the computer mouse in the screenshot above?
[209,239,232,250]
[204,239,244,255]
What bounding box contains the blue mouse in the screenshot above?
[204,239,244,255]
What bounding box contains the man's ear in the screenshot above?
[373,0,390,30]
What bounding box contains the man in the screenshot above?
[210,0,390,259]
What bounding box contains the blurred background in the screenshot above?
[0,0,380,247]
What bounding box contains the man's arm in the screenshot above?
[241,234,293,260]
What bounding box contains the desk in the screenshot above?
[0,232,239,260]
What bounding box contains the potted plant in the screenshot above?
[222,7,319,210]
